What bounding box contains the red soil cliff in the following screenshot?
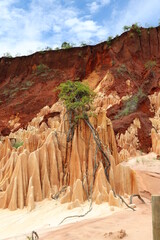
[0,27,160,153]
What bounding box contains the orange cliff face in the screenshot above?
[0,27,160,131]
[0,102,138,211]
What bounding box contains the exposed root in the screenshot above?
[59,200,92,225]
[51,186,67,200]
[27,231,39,240]
[130,194,145,204]
[59,142,98,225]
[32,231,39,240]
[117,194,135,211]
[67,110,76,142]
[84,118,111,181]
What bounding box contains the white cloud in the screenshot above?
[64,17,108,42]
[0,0,108,56]
[109,0,160,36]
[1,0,159,57]
[87,0,110,13]
[89,2,99,13]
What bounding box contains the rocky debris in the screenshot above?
[0,102,138,210]
[104,229,127,239]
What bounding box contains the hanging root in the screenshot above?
[67,124,76,142]
[130,194,145,204]
[66,110,78,142]
[84,118,111,182]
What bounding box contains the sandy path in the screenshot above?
[0,201,121,239]
[40,200,152,240]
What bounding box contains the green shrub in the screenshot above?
[45,46,52,51]
[61,42,73,49]
[115,88,146,119]
[123,23,141,36]
[36,64,49,74]
[80,42,87,47]
[25,81,33,87]
[3,52,12,58]
[116,64,128,75]
[131,23,141,36]
[56,80,95,121]
[123,25,130,31]
[13,141,23,149]
[106,36,113,46]
[145,60,156,70]
[3,87,19,97]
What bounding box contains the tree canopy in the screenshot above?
[57,80,95,116]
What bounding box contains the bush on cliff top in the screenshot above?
[123,23,141,36]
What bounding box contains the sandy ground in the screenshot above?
[0,200,122,239]
[40,199,152,240]
[123,152,160,198]
[1,152,160,240]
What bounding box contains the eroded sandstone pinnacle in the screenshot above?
[0,102,139,211]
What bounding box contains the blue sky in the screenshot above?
[0,0,160,57]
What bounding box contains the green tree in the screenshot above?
[57,80,110,181]
[57,80,95,120]
[123,23,141,36]
[106,36,113,46]
[61,42,73,49]
[45,46,52,51]
[80,42,87,47]
[123,25,130,31]
[3,52,12,58]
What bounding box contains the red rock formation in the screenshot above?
[0,27,160,148]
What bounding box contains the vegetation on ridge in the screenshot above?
[123,23,141,36]
[115,88,146,119]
